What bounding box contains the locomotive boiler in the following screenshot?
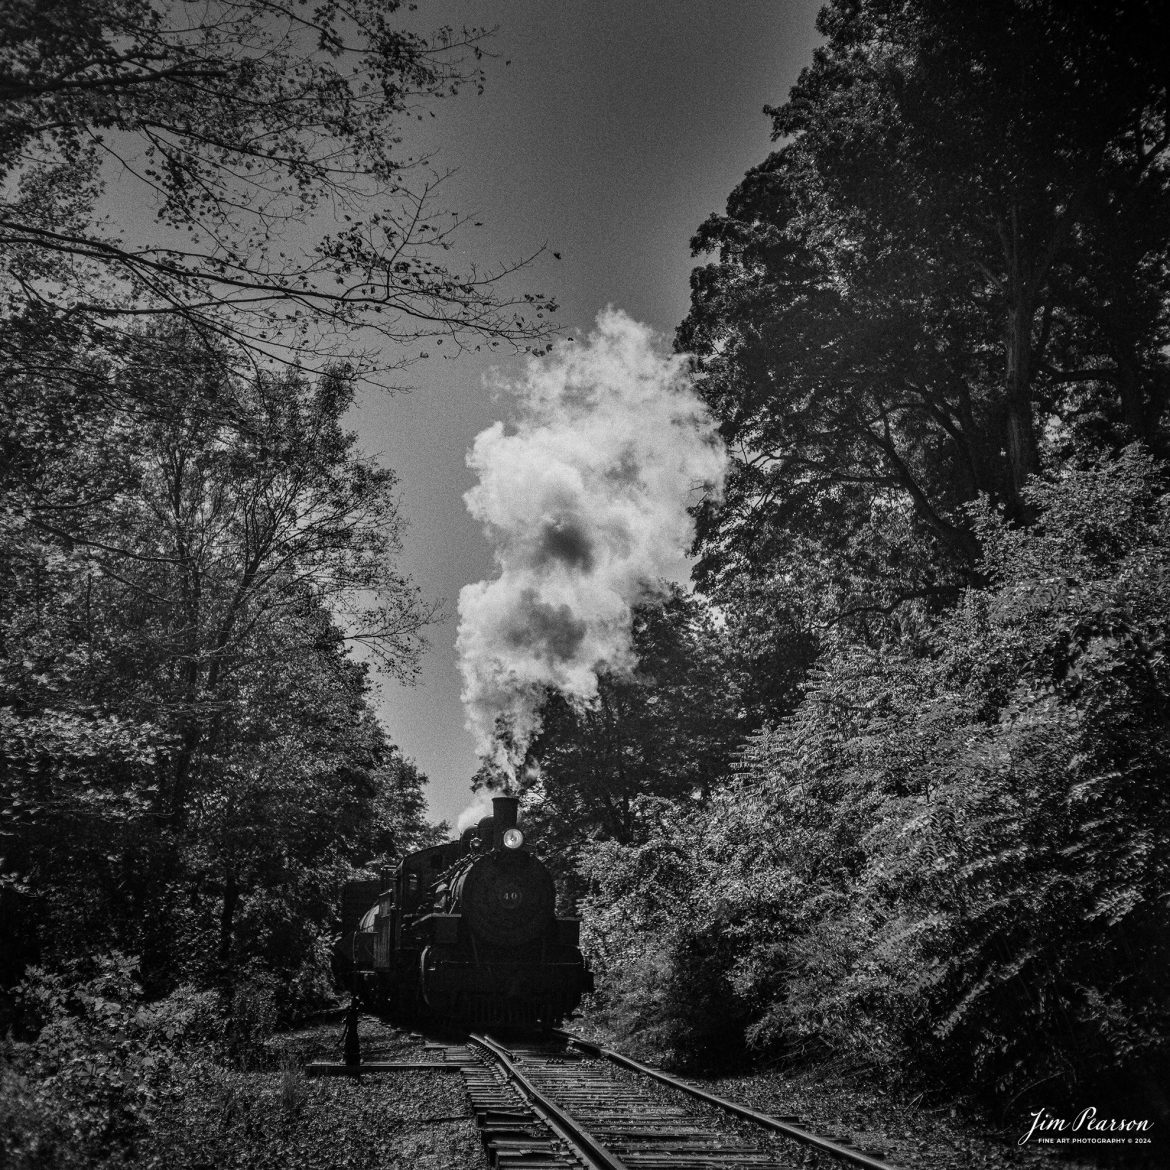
[334,795,590,1028]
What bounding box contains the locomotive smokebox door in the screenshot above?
[456,852,556,947]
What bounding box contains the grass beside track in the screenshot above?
[140,1015,488,1170]
[694,1063,1159,1170]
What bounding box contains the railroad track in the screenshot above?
[462,1030,906,1170]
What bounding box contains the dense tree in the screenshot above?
[0,0,556,368]
[1,327,436,1000]
[571,1,1170,1112]
[514,589,746,895]
[586,449,1170,1106]
[4,330,431,792]
[580,799,754,1069]
[681,0,1170,616]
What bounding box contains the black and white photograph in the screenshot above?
[2,2,1167,1167]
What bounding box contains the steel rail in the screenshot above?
[468,1032,632,1170]
[554,1030,905,1170]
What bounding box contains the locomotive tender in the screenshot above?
[334,795,591,1028]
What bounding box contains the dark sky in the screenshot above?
[354,1,824,825]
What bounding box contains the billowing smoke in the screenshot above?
[456,308,726,775]
[455,791,495,833]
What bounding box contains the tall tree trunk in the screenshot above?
[1000,198,1044,520]
[1004,295,1040,517]
[1114,348,1153,444]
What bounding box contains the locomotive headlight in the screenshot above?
[503,828,524,850]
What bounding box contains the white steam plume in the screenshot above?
[457,307,727,773]
[455,791,495,834]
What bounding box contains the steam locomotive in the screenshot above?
[333,795,591,1028]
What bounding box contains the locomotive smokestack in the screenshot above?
[492,796,519,848]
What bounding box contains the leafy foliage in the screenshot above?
[1,955,219,1167]
[587,450,1170,1106]
[579,801,752,1069]
[516,588,747,893]
[681,0,1170,618]
[1,326,437,1008]
[555,3,1170,1113]
[0,2,533,1160]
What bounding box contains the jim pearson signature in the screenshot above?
[1020,1108,1154,1146]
